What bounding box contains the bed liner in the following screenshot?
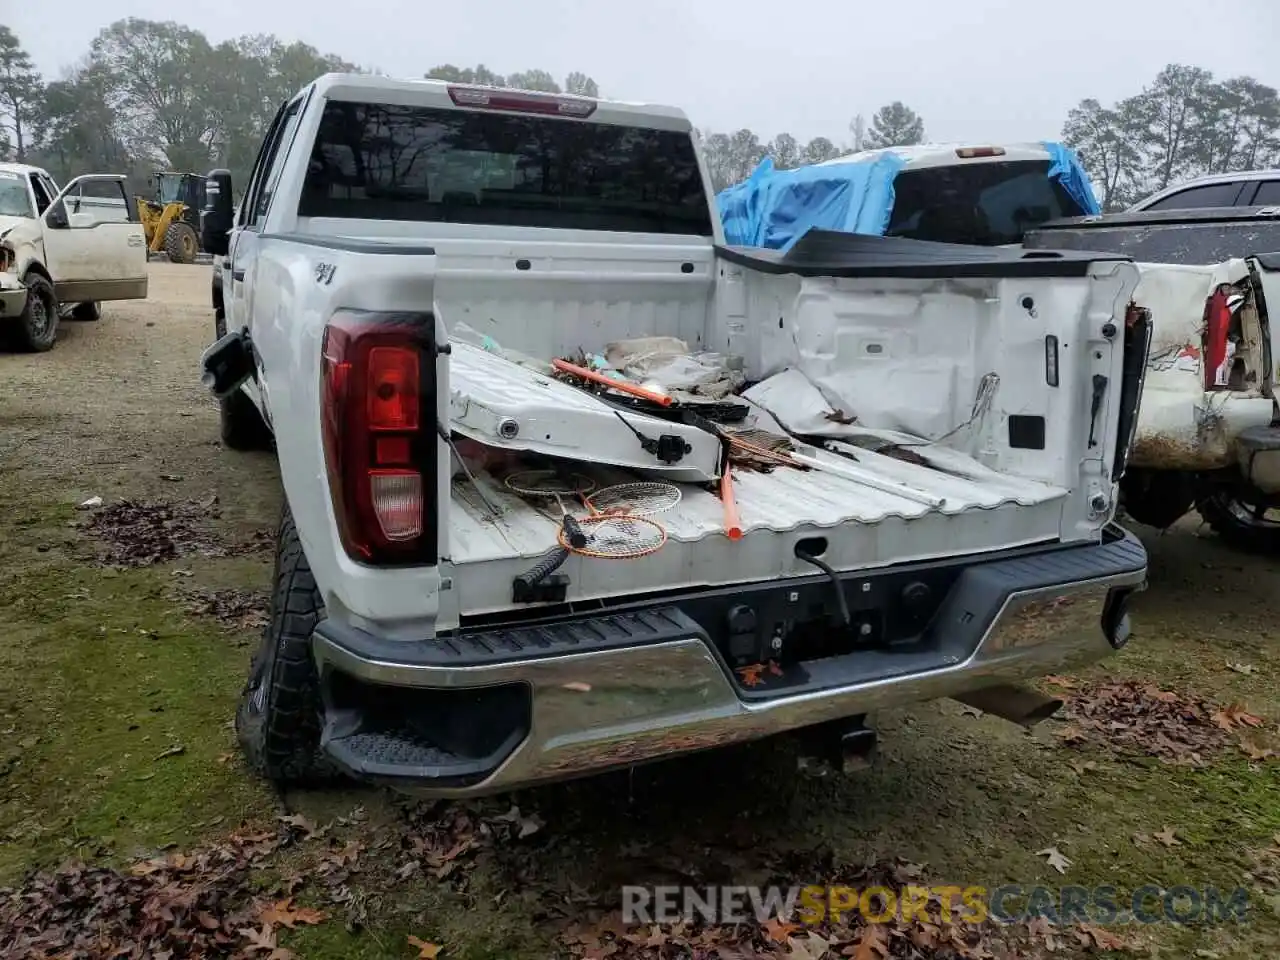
[446,437,1069,615]
[717,228,1127,278]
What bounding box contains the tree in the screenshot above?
[505,69,560,93]
[768,132,799,169]
[0,26,42,161]
[1134,64,1215,189]
[1061,97,1146,210]
[864,101,924,149]
[424,63,506,86]
[800,136,839,165]
[1062,63,1280,210]
[564,71,599,97]
[34,65,135,183]
[87,19,223,172]
[848,114,867,152]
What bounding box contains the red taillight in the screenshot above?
[367,346,420,430]
[954,146,1006,159]
[321,310,436,565]
[447,84,597,118]
[1203,286,1233,390]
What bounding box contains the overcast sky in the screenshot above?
[12,0,1280,145]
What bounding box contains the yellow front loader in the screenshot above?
[135,197,200,264]
[135,172,205,264]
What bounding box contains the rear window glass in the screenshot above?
[886,160,1086,246]
[299,100,713,235]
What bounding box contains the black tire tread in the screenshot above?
[10,274,58,352]
[236,506,336,785]
[163,221,199,264]
[1194,492,1280,554]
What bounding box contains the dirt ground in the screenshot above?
[2,263,1279,959]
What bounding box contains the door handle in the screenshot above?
[232,269,245,282]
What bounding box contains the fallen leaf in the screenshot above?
[1077,922,1128,950]
[1057,724,1087,744]
[561,681,592,692]
[493,805,544,838]
[239,923,277,951]
[1069,759,1099,775]
[845,925,888,960]
[788,931,830,960]
[407,935,443,958]
[1212,704,1263,731]
[1026,916,1058,950]
[1241,741,1276,761]
[278,813,316,837]
[1042,675,1077,687]
[762,916,800,944]
[1037,846,1072,874]
[154,744,185,760]
[258,897,327,929]
[737,663,765,687]
[1227,662,1257,675]
[768,659,784,677]
[1154,826,1181,847]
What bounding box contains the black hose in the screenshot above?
[795,545,851,627]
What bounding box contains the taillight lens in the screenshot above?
[447,84,597,117]
[1203,286,1233,391]
[321,309,437,565]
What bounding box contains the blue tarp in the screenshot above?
[716,142,1100,251]
[1042,141,1101,216]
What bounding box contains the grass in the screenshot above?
[0,495,277,877]
[4,473,1280,957]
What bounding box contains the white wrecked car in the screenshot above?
[0,162,148,352]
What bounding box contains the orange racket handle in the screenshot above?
[720,469,743,541]
[552,358,674,407]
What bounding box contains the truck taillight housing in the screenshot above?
[1203,286,1233,391]
[321,309,438,565]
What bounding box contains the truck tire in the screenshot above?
[1194,489,1280,553]
[236,504,335,785]
[163,222,199,264]
[70,301,101,322]
[10,274,58,352]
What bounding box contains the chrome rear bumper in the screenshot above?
[312,527,1147,797]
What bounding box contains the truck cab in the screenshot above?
[0,162,149,352]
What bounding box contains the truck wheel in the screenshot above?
[1194,488,1280,553]
[10,274,58,352]
[220,387,272,450]
[236,505,335,785]
[70,301,101,322]
[163,222,199,264]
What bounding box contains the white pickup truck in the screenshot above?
[0,162,149,351]
[200,73,1149,797]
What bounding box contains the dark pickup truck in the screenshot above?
[1026,206,1280,551]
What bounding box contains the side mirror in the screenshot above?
[45,203,69,229]
[200,168,234,257]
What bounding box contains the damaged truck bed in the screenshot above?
[207,74,1149,797]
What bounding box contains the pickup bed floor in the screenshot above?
[447,442,1069,616]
